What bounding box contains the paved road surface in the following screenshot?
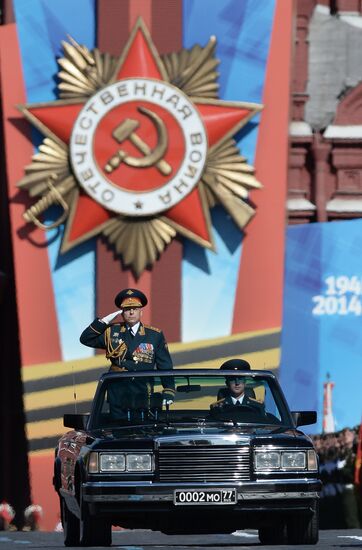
[0,529,362,549]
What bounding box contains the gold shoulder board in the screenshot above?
[144,324,162,333]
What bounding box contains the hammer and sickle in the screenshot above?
[104,106,172,176]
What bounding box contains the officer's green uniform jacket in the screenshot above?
[80,318,175,398]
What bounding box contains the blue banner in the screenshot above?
[181,0,275,340]
[280,219,362,432]
[14,0,96,360]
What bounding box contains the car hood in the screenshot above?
[87,423,311,449]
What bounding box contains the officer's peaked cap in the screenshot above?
[220,358,251,371]
[115,288,148,309]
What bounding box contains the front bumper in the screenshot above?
[82,479,321,504]
[76,479,321,530]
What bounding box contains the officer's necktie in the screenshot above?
[129,328,135,338]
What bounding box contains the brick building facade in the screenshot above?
[289,0,362,224]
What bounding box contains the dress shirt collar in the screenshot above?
[231,394,244,405]
[127,321,140,336]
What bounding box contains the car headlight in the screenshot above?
[126,454,153,472]
[255,451,280,470]
[254,449,316,472]
[281,451,306,469]
[88,452,154,473]
[100,453,126,472]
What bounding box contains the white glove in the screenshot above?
[100,310,123,324]
[162,399,174,406]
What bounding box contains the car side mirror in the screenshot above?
[291,411,317,427]
[63,413,90,430]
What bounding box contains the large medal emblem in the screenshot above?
[71,78,207,216]
[18,19,262,276]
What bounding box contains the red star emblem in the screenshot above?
[19,19,262,274]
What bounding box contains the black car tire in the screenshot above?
[61,497,80,547]
[286,500,319,545]
[258,523,286,544]
[79,505,111,547]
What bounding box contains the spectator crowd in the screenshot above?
[312,426,362,529]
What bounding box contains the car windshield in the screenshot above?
[90,372,292,429]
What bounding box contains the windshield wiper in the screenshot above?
[98,420,171,430]
[208,418,239,427]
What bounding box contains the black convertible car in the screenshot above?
[53,369,321,546]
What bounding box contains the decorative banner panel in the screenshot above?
[0,0,292,530]
[280,219,362,433]
[5,0,286,368]
[182,0,276,341]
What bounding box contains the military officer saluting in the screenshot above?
[80,288,175,416]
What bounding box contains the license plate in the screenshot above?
[174,489,236,505]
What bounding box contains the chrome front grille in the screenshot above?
[158,445,250,482]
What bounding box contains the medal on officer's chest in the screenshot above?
[132,342,154,364]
